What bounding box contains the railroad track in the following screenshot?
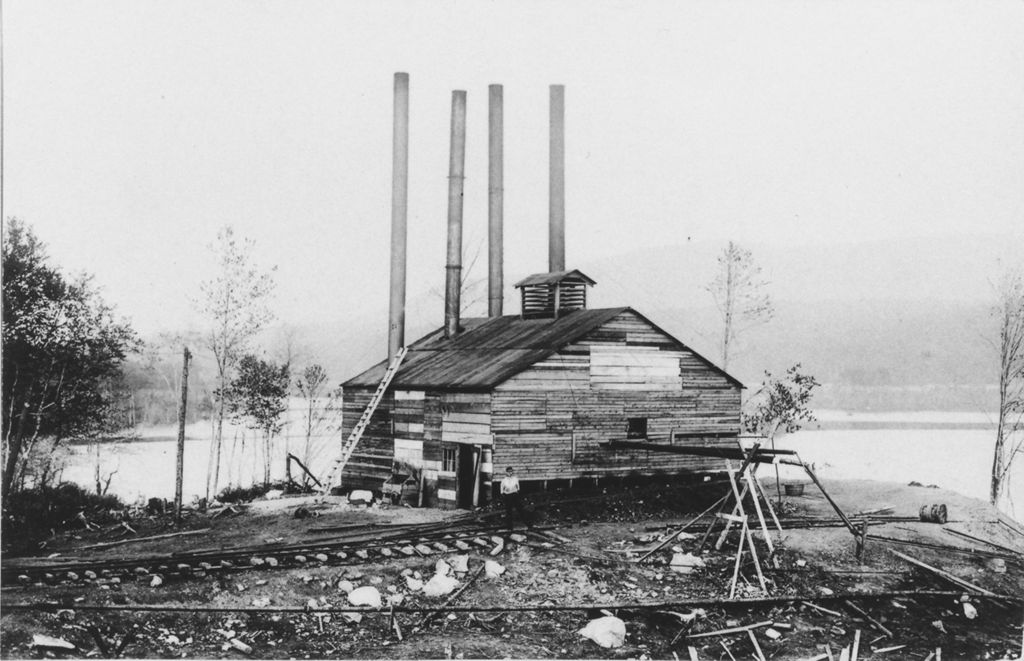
[3,521,546,587]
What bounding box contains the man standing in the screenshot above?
[500,466,530,529]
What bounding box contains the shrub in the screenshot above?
[2,483,125,553]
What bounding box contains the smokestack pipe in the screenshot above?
[488,84,504,317]
[388,72,410,362]
[548,84,565,273]
[444,90,467,339]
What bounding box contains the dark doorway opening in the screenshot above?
[457,445,481,509]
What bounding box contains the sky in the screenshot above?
[3,1,1023,338]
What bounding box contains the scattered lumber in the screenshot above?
[78,528,210,551]
[943,527,1023,557]
[801,601,843,617]
[747,630,767,661]
[637,494,729,563]
[687,620,773,639]
[888,549,997,596]
[843,600,892,637]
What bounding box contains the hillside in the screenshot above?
[275,234,1018,412]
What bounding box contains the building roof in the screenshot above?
[342,307,743,391]
[513,269,596,287]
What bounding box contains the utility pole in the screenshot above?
[174,347,192,523]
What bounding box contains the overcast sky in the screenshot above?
[4,1,1023,336]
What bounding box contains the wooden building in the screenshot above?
[340,270,743,509]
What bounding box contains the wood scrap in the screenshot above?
[873,645,906,654]
[747,630,766,661]
[801,601,843,617]
[687,620,773,639]
[719,640,737,661]
[843,600,892,636]
[888,549,997,596]
[851,629,860,661]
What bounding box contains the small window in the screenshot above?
[627,417,647,439]
[442,447,457,472]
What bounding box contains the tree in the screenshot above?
[2,218,138,498]
[990,268,1024,510]
[221,355,289,486]
[706,241,774,371]
[742,364,820,504]
[197,226,276,501]
[294,364,343,486]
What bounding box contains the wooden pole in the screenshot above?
[174,347,192,523]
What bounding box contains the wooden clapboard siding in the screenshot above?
[339,387,396,491]
[490,309,741,482]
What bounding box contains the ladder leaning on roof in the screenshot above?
[317,347,408,496]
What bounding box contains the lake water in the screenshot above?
[58,410,1023,522]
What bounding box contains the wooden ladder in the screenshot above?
[317,347,408,496]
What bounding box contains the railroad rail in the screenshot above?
[2,520,550,587]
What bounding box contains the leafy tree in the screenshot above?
[990,267,1024,511]
[706,241,774,371]
[197,226,276,500]
[742,364,820,504]
[222,355,289,485]
[2,218,138,498]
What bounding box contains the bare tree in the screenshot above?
[294,364,343,486]
[429,237,487,316]
[990,267,1024,511]
[197,226,276,502]
[706,241,774,371]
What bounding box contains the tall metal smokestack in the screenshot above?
[387,72,410,362]
[488,84,504,317]
[444,90,467,339]
[548,84,565,273]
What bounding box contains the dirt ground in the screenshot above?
[2,477,1023,660]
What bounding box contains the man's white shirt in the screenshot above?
[500,475,520,494]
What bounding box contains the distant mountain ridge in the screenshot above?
[293,233,1019,412]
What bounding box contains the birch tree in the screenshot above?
[706,241,774,371]
[990,267,1024,510]
[198,226,276,501]
[743,364,820,504]
[295,364,343,485]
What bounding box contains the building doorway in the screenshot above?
[456,445,481,509]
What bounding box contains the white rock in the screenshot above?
[31,635,76,650]
[676,531,697,541]
[578,616,626,649]
[337,580,355,594]
[348,490,374,504]
[149,575,163,588]
[963,603,978,619]
[435,559,452,576]
[422,574,460,598]
[449,555,470,573]
[670,552,706,574]
[405,576,424,592]
[343,612,363,624]
[263,490,283,500]
[348,586,382,608]
[484,560,506,579]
